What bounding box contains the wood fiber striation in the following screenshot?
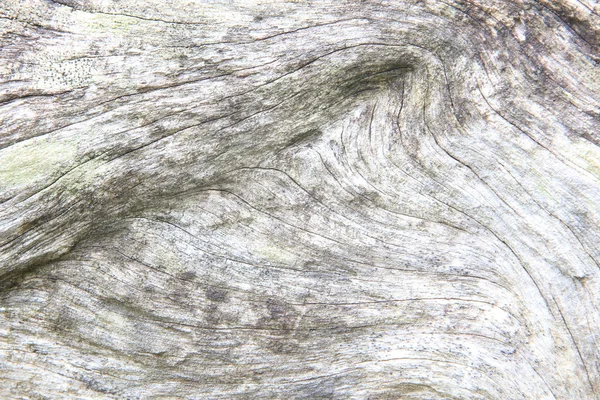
[1,0,599,398]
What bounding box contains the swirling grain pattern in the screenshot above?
[1,0,599,398]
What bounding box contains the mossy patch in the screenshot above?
[83,12,140,33]
[0,136,78,193]
[255,243,297,265]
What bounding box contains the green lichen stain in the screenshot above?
[256,243,297,265]
[572,141,600,179]
[85,13,140,33]
[0,137,77,193]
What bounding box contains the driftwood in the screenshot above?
[1,0,600,398]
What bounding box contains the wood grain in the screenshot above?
[1,0,599,398]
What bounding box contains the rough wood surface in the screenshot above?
[1,0,600,398]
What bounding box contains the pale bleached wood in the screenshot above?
[1,0,600,398]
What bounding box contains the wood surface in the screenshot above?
[1,0,600,398]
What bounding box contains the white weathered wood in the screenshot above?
[1,0,600,398]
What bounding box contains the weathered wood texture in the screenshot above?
[1,0,600,398]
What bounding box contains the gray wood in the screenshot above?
[1,0,600,398]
